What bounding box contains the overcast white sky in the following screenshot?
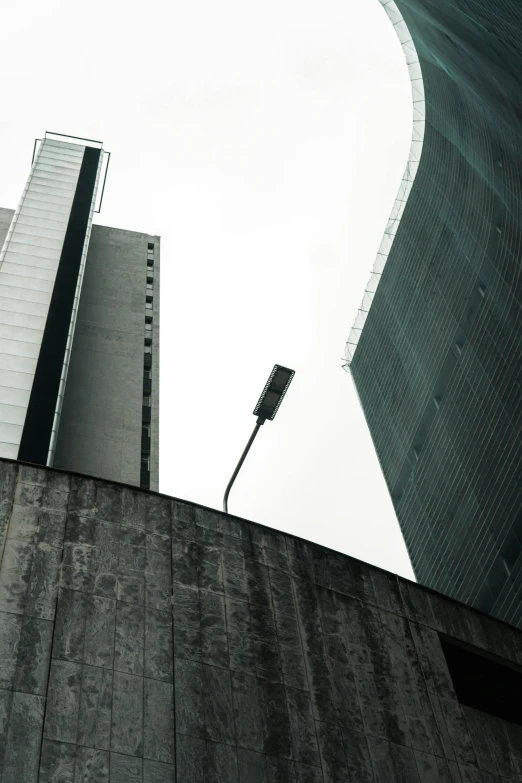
[0,0,414,578]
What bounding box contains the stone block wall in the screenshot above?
[0,458,521,781]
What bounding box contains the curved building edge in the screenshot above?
[347,0,522,627]
[343,0,425,369]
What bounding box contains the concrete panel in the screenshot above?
[54,224,160,490]
[0,461,521,781]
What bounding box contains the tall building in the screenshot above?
[345,0,522,627]
[0,133,159,490]
[0,458,521,781]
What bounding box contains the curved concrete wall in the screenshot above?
[0,460,521,780]
[351,0,522,626]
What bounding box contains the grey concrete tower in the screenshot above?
[0,132,160,491]
[54,223,160,491]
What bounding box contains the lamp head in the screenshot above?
[253,364,295,422]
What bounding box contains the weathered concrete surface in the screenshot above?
[0,459,521,781]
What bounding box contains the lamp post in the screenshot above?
[223,364,295,513]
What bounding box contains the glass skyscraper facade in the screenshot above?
[348,0,522,627]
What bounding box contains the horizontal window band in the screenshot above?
[10,221,65,241]
[0,402,28,425]
[1,262,57,281]
[0,354,38,375]
[0,442,20,459]
[1,275,55,296]
[10,233,65,252]
[0,283,51,304]
[17,208,69,226]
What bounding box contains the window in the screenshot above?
[147,242,154,250]
[147,258,154,267]
[141,290,153,486]
[440,635,522,726]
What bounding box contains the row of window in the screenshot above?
[141,242,155,488]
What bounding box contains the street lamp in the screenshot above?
[223,364,295,513]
